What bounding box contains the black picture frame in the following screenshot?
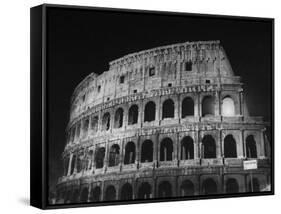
[30,4,274,210]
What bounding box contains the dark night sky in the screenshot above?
[46,6,273,191]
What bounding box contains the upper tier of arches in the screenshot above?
[69,41,240,122]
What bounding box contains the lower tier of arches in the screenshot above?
[55,168,271,204]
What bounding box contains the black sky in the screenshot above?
[46,6,273,192]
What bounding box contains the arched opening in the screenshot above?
[104,185,116,201]
[138,182,152,199]
[160,138,173,161]
[226,178,239,193]
[246,135,257,158]
[202,178,217,195]
[70,189,79,203]
[80,188,88,202]
[120,183,133,200]
[90,186,101,202]
[114,108,124,128]
[162,99,175,119]
[108,144,120,167]
[141,140,153,163]
[181,136,194,160]
[144,101,156,122]
[248,178,260,192]
[76,123,81,139]
[70,154,76,175]
[76,156,82,173]
[158,181,172,198]
[180,180,195,196]
[182,97,194,118]
[202,96,215,116]
[95,147,105,169]
[222,96,235,116]
[124,142,136,165]
[102,112,110,131]
[65,190,72,203]
[202,135,216,158]
[128,105,139,125]
[224,135,237,158]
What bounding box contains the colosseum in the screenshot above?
[55,40,271,204]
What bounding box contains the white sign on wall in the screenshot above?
[243,160,258,170]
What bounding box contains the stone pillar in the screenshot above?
[239,91,244,116]
[67,153,73,176]
[259,130,266,158]
[104,141,110,173]
[217,130,222,158]
[238,130,245,158]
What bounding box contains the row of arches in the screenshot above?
[67,134,258,175]
[65,177,261,203]
[70,95,237,142]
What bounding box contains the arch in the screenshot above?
[158,181,172,198]
[246,135,257,158]
[138,182,152,199]
[114,108,124,128]
[222,96,235,116]
[102,112,111,131]
[181,136,194,160]
[120,183,133,200]
[202,135,216,158]
[128,105,139,125]
[124,141,136,165]
[70,189,79,203]
[141,140,153,163]
[182,97,194,118]
[108,144,120,167]
[160,138,173,161]
[226,178,239,193]
[248,177,260,192]
[202,178,217,195]
[90,186,101,202]
[144,101,156,122]
[104,185,116,201]
[162,99,175,119]
[202,96,215,116]
[180,180,195,196]
[80,188,88,202]
[224,135,237,158]
[95,147,105,169]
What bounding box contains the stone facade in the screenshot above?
[56,40,271,204]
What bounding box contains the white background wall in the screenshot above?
[0,0,279,213]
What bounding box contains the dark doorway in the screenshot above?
[180,180,195,196]
[202,178,217,195]
[160,138,173,161]
[158,181,172,198]
[202,135,216,158]
[80,188,88,202]
[246,135,257,158]
[104,185,116,201]
[95,147,105,169]
[224,135,237,158]
[248,178,260,192]
[102,112,111,131]
[120,183,133,200]
[202,96,215,116]
[141,140,153,162]
[182,97,194,118]
[181,136,194,160]
[90,186,101,202]
[144,101,156,122]
[124,141,136,165]
[108,144,120,167]
[128,105,139,125]
[162,99,174,119]
[226,178,239,193]
[138,182,152,199]
[114,107,124,128]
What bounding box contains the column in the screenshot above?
[67,153,73,176]
[259,130,266,158]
